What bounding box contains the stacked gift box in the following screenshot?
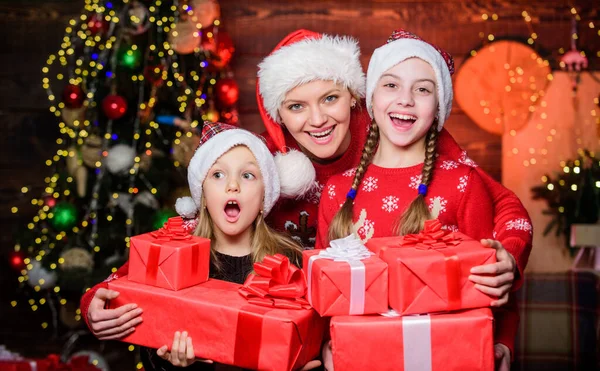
[302,219,497,371]
[107,217,325,371]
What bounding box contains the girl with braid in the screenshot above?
[316,30,527,371]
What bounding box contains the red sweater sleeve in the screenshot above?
[493,294,519,360]
[456,170,495,241]
[475,168,532,290]
[80,261,130,331]
[456,170,519,356]
[438,129,532,290]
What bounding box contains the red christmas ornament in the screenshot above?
[201,28,234,71]
[45,196,57,208]
[88,14,108,35]
[144,64,165,87]
[221,108,239,126]
[10,251,25,271]
[102,95,128,120]
[62,84,85,109]
[215,78,239,107]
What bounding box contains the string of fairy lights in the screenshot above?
[9,0,224,351]
[475,5,599,185]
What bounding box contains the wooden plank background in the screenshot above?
[0,0,598,248]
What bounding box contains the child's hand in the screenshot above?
[88,288,143,340]
[469,239,517,306]
[494,343,511,371]
[322,340,334,371]
[157,331,206,367]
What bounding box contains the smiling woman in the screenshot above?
[278,81,355,162]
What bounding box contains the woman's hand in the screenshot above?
[469,239,517,306]
[494,343,511,371]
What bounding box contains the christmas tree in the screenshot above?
[531,150,600,248]
[10,0,238,332]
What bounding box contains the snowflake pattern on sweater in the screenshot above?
[362,176,379,192]
[317,159,496,249]
[505,218,533,235]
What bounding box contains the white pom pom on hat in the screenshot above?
[275,149,316,198]
[175,196,197,219]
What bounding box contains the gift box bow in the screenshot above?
[307,234,375,315]
[390,219,494,311]
[239,254,310,309]
[401,219,461,250]
[150,216,191,241]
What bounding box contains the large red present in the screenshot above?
[365,219,496,315]
[128,216,210,290]
[330,308,494,371]
[302,235,388,316]
[108,255,325,371]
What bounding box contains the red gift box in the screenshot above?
[107,276,325,370]
[365,219,496,315]
[0,355,100,371]
[302,236,388,316]
[330,308,494,371]
[128,217,210,290]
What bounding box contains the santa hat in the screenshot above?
[366,29,455,131]
[256,29,366,152]
[175,122,315,219]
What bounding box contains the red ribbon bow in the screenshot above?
[239,254,310,309]
[150,217,191,241]
[401,219,462,250]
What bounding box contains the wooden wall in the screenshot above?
[0,0,598,261]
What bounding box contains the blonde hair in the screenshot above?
[328,121,440,242]
[395,124,439,235]
[328,119,379,241]
[193,201,302,272]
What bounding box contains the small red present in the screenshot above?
[128,217,210,290]
[303,235,388,316]
[108,254,325,371]
[330,308,494,371]
[365,219,496,315]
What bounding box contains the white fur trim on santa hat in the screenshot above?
[175,197,197,219]
[365,38,453,131]
[258,34,366,123]
[185,129,281,216]
[274,149,316,198]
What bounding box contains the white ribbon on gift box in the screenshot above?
[307,234,373,315]
[381,309,433,371]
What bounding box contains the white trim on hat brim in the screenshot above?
[258,34,366,123]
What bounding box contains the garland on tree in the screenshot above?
[10,0,237,335]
